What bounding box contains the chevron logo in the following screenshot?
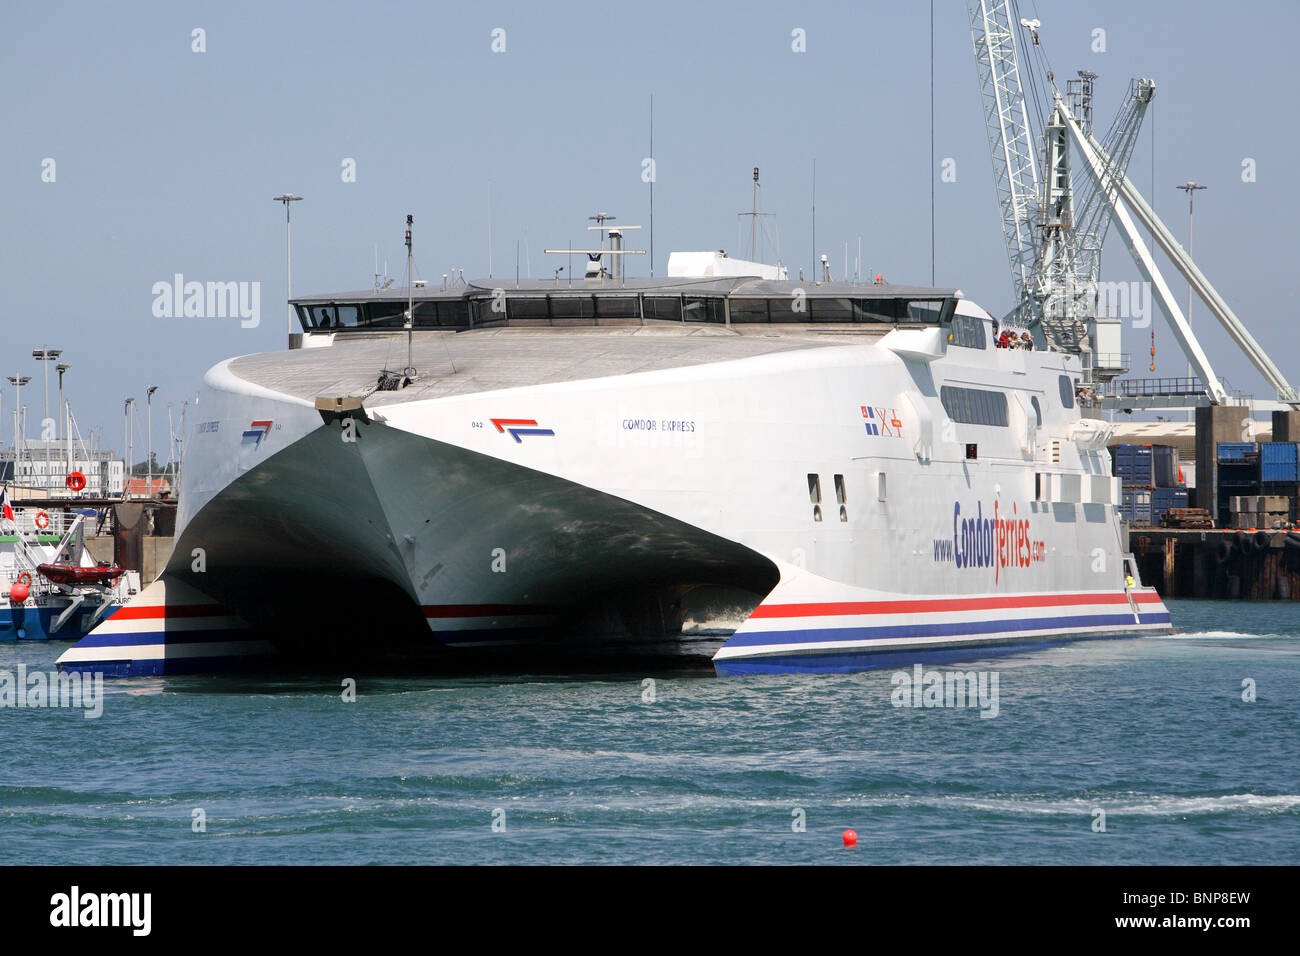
[490,418,556,444]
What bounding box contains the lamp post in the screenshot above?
[57,363,70,475]
[7,375,31,479]
[32,347,60,475]
[56,361,70,476]
[1176,181,1207,421]
[124,397,135,499]
[273,194,303,347]
[146,385,158,499]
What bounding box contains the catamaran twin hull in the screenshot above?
[57,290,1172,676]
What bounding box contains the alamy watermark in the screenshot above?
[891,664,1000,718]
[1093,280,1151,327]
[50,886,150,936]
[151,274,260,328]
[0,665,103,718]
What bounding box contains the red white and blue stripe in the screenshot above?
[714,589,1171,675]
[56,578,276,677]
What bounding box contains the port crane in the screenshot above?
[968,0,1300,409]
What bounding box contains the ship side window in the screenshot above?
[1058,375,1075,409]
[940,385,1009,426]
[834,474,847,503]
[644,296,683,322]
[1030,395,1043,426]
[808,474,822,503]
[949,313,986,349]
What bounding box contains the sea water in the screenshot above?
[1,599,1296,865]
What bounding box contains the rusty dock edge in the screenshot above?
[1130,527,1300,600]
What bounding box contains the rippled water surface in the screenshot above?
[2,599,1296,864]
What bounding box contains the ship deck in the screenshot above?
[228,324,894,406]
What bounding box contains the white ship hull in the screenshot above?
[58,295,1172,676]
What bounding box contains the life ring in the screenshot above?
[17,572,31,586]
[66,471,86,492]
[34,511,50,530]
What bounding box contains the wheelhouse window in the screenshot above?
[728,298,770,323]
[907,299,952,324]
[682,296,725,324]
[549,295,596,323]
[594,295,640,320]
[940,385,1009,426]
[852,297,955,323]
[507,297,549,320]
[808,297,855,322]
[412,300,471,327]
[363,301,408,328]
[304,304,360,329]
[644,296,683,322]
[467,297,508,327]
[853,299,903,322]
[769,296,804,323]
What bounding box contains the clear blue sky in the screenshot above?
[2,0,1296,459]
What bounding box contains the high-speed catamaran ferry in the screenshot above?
[57,245,1172,677]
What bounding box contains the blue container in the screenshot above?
[1113,444,1156,484]
[1259,442,1299,482]
[1217,442,1258,461]
[1151,488,1189,523]
[1152,488,1189,509]
[1122,489,1153,526]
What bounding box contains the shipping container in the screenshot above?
[1259,442,1299,482]
[1152,488,1189,509]
[1217,442,1258,462]
[1122,488,1153,526]
[1153,445,1180,487]
[1151,487,1189,524]
[1112,444,1157,485]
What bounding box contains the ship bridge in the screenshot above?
[289,276,960,338]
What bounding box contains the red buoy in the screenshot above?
[66,471,87,492]
[842,829,857,847]
[9,582,29,603]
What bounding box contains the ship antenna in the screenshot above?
[404,214,417,381]
[649,94,654,277]
[737,167,773,263]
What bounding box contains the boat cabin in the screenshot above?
[291,277,968,336]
